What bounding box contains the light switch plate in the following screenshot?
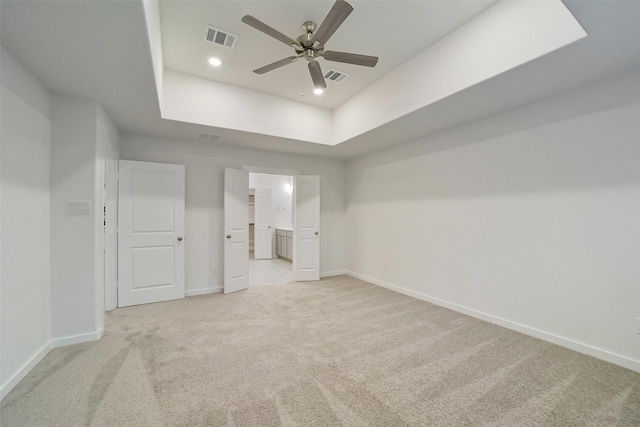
[68,200,92,214]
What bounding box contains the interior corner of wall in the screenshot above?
[142,0,164,109]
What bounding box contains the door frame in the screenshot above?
[253,188,273,260]
[103,153,118,311]
[240,166,321,282]
[242,166,300,176]
[244,166,301,260]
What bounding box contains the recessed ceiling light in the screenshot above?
[313,88,324,95]
[208,57,222,67]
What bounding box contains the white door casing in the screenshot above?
[224,168,249,294]
[254,188,272,260]
[104,154,118,311]
[294,175,320,281]
[118,160,185,307]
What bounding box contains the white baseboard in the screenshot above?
[51,327,104,348]
[2,328,106,401]
[186,287,222,297]
[346,271,640,373]
[0,341,52,401]
[320,270,346,278]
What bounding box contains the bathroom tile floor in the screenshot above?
[249,251,293,286]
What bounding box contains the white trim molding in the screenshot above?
[242,165,301,176]
[0,342,53,400]
[185,287,222,297]
[346,271,640,373]
[51,327,104,348]
[320,270,346,278]
[2,328,106,400]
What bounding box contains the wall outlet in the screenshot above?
[213,267,218,275]
[636,317,640,335]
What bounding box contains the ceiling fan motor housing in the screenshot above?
[297,21,323,61]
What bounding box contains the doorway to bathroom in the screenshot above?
[223,166,320,294]
[249,172,294,286]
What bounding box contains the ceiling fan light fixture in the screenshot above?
[313,88,324,95]
[208,57,222,67]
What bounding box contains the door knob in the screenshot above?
[315,231,319,235]
[226,234,232,239]
[177,236,184,241]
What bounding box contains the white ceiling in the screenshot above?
[160,1,496,109]
[2,1,640,160]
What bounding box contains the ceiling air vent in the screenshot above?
[324,69,349,83]
[204,25,238,49]
[196,132,221,142]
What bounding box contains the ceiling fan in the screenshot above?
[241,0,378,93]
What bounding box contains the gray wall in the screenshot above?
[1,48,120,398]
[1,47,52,397]
[346,70,640,370]
[120,136,347,295]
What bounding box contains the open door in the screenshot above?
[293,175,320,281]
[254,188,272,260]
[224,168,249,294]
[118,160,185,307]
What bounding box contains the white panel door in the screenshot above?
[118,160,185,307]
[294,175,320,281]
[224,168,249,294]
[254,188,272,260]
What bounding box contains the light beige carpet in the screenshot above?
[2,275,639,426]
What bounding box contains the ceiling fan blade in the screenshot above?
[253,56,300,75]
[323,51,378,67]
[242,15,301,48]
[311,0,353,46]
[308,61,326,89]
